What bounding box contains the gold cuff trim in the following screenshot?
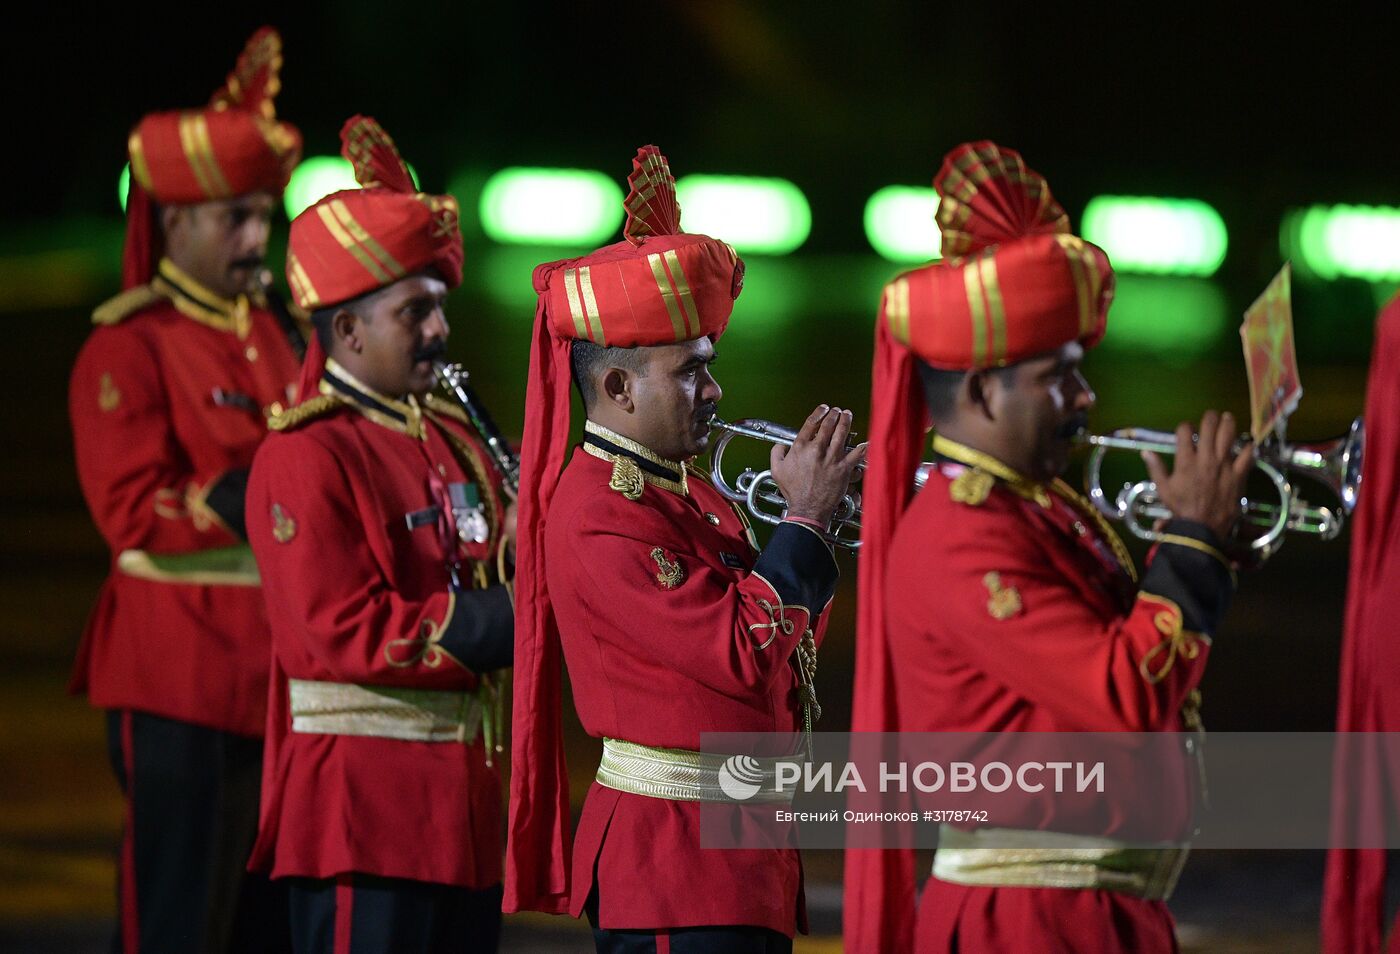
[1157,533,1235,580]
[748,571,812,651]
[116,546,261,587]
[385,590,456,669]
[933,825,1190,901]
[289,678,481,743]
[596,738,795,804]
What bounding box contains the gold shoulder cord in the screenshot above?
[1050,479,1139,584]
[931,434,1139,583]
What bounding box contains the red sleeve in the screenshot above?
[70,326,240,553]
[247,432,483,689]
[564,508,839,695]
[901,511,1228,732]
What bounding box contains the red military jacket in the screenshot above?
[245,358,514,888]
[69,258,303,736]
[886,438,1235,839]
[545,422,839,935]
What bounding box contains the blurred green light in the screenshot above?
[118,163,131,212]
[479,168,624,246]
[863,186,942,263]
[284,157,420,221]
[1081,196,1228,277]
[674,175,810,255]
[1101,275,1227,359]
[1283,204,1400,281]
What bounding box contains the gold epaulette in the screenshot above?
[92,284,165,326]
[422,394,473,429]
[268,394,344,432]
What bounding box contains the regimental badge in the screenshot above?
[950,468,994,506]
[271,503,297,544]
[98,373,121,412]
[650,547,685,589]
[983,571,1022,620]
[609,457,645,501]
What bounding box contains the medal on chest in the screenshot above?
[448,481,490,545]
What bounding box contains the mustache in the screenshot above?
[413,340,448,364]
[229,256,263,271]
[1056,413,1090,440]
[696,402,718,423]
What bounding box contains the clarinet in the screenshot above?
[432,362,521,494]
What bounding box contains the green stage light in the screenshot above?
[1100,275,1227,358]
[674,175,811,255]
[478,169,624,246]
[1081,196,1228,277]
[284,157,420,221]
[864,186,942,263]
[1284,204,1400,281]
[119,163,130,212]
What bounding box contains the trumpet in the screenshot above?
[707,416,866,550]
[1079,417,1363,561]
[433,362,521,494]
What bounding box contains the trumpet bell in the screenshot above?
[1078,415,1364,562]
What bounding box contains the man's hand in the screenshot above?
[1142,410,1255,542]
[769,405,867,527]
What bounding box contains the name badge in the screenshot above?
[720,552,745,569]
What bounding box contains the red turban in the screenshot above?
[504,146,745,915]
[122,27,303,288]
[283,115,464,402]
[844,141,1116,954]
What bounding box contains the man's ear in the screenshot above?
[160,205,185,241]
[600,366,634,413]
[965,370,997,422]
[332,308,363,354]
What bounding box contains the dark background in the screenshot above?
[3,4,1399,949]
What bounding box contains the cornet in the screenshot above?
[707,415,932,551]
[707,416,866,550]
[1079,417,1363,561]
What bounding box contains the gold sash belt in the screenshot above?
[933,825,1190,901]
[288,678,481,744]
[596,738,795,804]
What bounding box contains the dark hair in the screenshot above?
[916,359,1017,422]
[570,340,650,407]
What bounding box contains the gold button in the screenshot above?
[245,346,259,362]
[438,464,448,477]
[1072,521,1087,536]
[266,401,285,419]
[705,512,721,525]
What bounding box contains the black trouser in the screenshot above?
[106,710,291,954]
[586,890,792,954]
[287,874,503,954]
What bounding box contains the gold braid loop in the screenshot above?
[1138,606,1203,684]
[748,596,795,650]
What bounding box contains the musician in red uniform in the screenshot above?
[68,28,302,953]
[244,115,513,954]
[504,146,863,952]
[843,142,1253,953]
